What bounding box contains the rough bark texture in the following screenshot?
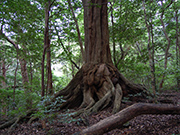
[52,63,148,115]
[83,0,112,64]
[46,1,53,95]
[75,103,180,135]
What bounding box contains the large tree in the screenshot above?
[1,0,180,133]
[53,0,148,114]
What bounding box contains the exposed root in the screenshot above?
[112,83,123,114]
[86,91,112,115]
[0,62,152,133]
[8,116,21,132]
[27,116,39,125]
[0,118,17,130]
[80,86,95,109]
[50,63,149,116]
[0,109,37,130]
[0,63,150,131]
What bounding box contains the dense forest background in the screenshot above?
[0,0,180,120]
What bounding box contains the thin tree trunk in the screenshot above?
[175,10,180,89]
[13,59,19,110]
[46,1,53,95]
[0,40,11,88]
[150,19,156,94]
[47,46,53,95]
[19,59,29,87]
[1,29,31,109]
[143,1,156,95]
[110,2,116,67]
[28,52,33,87]
[42,1,53,97]
[1,59,6,88]
[54,26,80,69]
[1,58,7,118]
[159,0,173,89]
[68,0,85,62]
[41,46,46,97]
[19,52,32,109]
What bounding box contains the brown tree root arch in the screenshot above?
[52,63,149,114]
[74,103,180,135]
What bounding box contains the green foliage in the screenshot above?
[32,96,66,121]
[32,96,81,124]
[56,110,82,124]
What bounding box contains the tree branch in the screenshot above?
[0,30,18,49]
[54,26,79,69]
[67,0,85,62]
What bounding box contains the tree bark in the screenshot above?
[143,1,156,95]
[46,1,53,96]
[19,46,32,109]
[159,0,173,89]
[75,103,180,135]
[175,9,180,89]
[1,59,6,88]
[13,59,19,110]
[41,44,46,97]
[42,0,53,97]
[83,0,112,64]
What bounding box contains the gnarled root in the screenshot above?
[77,63,124,115]
[112,83,123,114]
[51,63,148,116]
[0,109,37,130]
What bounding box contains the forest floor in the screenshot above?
[0,90,180,135]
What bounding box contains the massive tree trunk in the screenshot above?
[83,0,112,64]
[52,0,148,115]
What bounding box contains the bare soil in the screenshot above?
[0,90,180,135]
